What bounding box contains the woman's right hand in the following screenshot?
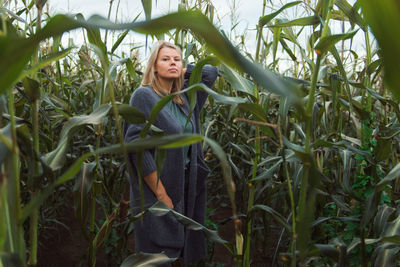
[157,193,174,209]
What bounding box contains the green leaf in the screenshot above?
[219,64,254,96]
[141,0,152,21]
[18,48,72,82]
[249,160,282,183]
[238,103,267,122]
[0,253,25,267]
[335,0,366,30]
[359,0,400,99]
[314,30,358,55]
[121,252,175,267]
[250,204,291,232]
[259,1,302,26]
[111,30,129,54]
[1,11,301,104]
[377,162,400,191]
[21,77,40,102]
[118,104,146,124]
[0,37,36,94]
[22,133,212,222]
[20,153,92,223]
[0,125,12,165]
[149,201,228,244]
[159,136,204,149]
[269,16,320,28]
[375,137,392,162]
[93,204,119,251]
[374,205,396,237]
[340,149,353,195]
[41,104,112,170]
[73,162,96,230]
[125,58,137,80]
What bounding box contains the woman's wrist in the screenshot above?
[155,188,167,199]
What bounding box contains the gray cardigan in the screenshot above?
[124,64,218,264]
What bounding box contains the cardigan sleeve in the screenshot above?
[124,87,157,177]
[184,64,219,110]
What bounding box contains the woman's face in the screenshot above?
[154,47,182,82]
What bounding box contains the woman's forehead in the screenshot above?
[158,47,181,57]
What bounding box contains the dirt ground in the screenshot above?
[37,195,276,267]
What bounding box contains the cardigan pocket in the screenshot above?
[150,200,184,248]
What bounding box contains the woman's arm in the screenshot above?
[184,64,218,109]
[143,171,174,209]
[125,87,174,208]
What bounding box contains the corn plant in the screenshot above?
[1,0,400,266]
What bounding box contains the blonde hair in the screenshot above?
[141,41,185,105]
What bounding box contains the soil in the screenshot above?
[37,192,278,267]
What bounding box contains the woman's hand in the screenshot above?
[143,171,174,209]
[157,193,174,209]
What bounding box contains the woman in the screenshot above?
[124,41,218,265]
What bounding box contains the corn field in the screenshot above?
[1,0,400,266]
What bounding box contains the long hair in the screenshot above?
[141,41,185,105]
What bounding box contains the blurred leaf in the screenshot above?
[259,1,302,26]
[0,36,36,94]
[1,8,27,23]
[23,133,227,222]
[0,125,12,165]
[0,253,24,267]
[35,0,47,9]
[141,0,152,21]
[0,11,302,105]
[118,104,146,124]
[359,0,400,100]
[238,103,267,122]
[22,77,40,102]
[218,64,254,96]
[375,138,392,162]
[121,252,175,267]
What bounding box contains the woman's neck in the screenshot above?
[158,77,173,94]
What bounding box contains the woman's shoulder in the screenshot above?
[129,86,159,107]
[130,86,157,100]
[132,86,155,97]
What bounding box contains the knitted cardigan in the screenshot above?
[124,64,218,264]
